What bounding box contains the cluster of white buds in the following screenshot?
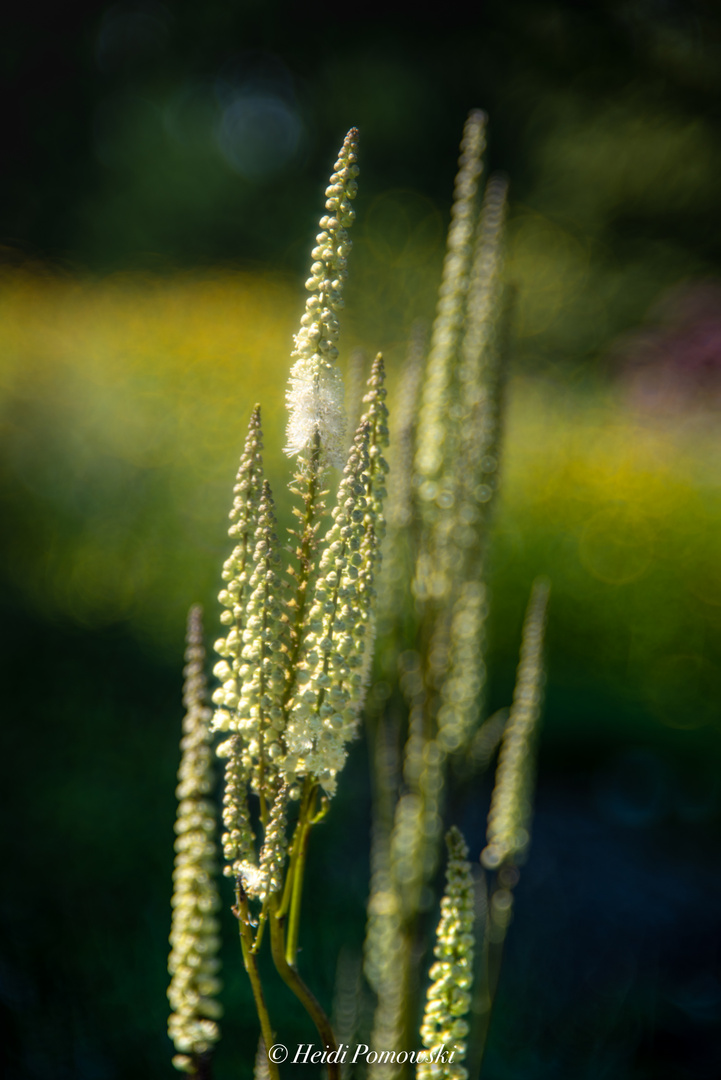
[284,357,388,795]
[482,578,550,869]
[285,128,360,467]
[258,781,290,896]
[210,408,285,894]
[283,425,374,784]
[212,371,387,821]
[214,479,289,786]
[212,422,291,894]
[217,734,255,885]
[212,404,265,698]
[418,827,475,1080]
[360,354,390,539]
[168,606,223,1073]
[208,131,388,919]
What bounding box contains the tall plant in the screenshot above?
[167,115,550,1080]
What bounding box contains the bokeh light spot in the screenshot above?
[216,93,303,180]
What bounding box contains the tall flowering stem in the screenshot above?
[206,128,389,1079]
[482,577,550,872]
[283,127,361,754]
[168,606,223,1078]
[414,110,487,486]
[285,127,359,468]
[470,577,550,1076]
[418,828,475,1080]
[161,113,557,1080]
[276,358,388,997]
[364,115,509,1069]
[358,114,529,1080]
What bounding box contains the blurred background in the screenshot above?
[1,1,721,1077]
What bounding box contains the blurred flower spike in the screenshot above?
[168,605,223,1074]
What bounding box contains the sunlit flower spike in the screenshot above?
[285,128,360,468]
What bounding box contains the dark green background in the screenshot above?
[2,2,720,1078]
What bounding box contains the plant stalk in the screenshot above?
[285,785,317,967]
[235,887,280,1080]
[269,896,339,1079]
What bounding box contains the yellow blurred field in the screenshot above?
[1,267,719,730]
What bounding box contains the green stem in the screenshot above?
[235,888,280,1080]
[252,906,268,954]
[277,781,313,920]
[269,896,339,1079]
[285,785,317,967]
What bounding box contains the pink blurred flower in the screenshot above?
[615,279,721,412]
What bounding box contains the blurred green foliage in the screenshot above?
[2,1,721,1078]
[1,265,718,736]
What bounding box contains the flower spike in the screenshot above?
[285,128,360,468]
[482,578,550,870]
[168,606,223,1073]
[418,827,475,1080]
[212,405,266,729]
[415,110,487,484]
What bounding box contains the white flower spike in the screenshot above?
[285,128,360,467]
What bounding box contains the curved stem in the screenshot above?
[235,888,280,1080]
[286,785,317,966]
[269,896,339,1080]
[277,780,312,919]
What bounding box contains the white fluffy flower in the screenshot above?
[237,860,268,900]
[285,356,346,467]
